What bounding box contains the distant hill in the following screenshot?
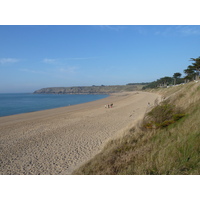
[33,85,144,94]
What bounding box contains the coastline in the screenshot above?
[0,93,109,118]
[0,91,160,175]
[0,93,111,125]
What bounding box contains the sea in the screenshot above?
[0,93,109,117]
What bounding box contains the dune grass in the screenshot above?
[73,82,200,175]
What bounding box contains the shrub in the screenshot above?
[148,104,174,123]
[159,120,175,128]
[142,102,186,130]
[173,113,186,121]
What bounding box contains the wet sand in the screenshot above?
[0,91,160,175]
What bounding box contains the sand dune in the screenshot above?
[0,91,160,175]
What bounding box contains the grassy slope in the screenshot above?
[73,82,200,175]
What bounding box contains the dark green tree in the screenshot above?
[190,57,200,80]
[173,72,182,85]
[184,65,196,82]
[159,76,173,87]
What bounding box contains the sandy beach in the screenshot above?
[0,91,160,175]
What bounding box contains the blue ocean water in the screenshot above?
[0,93,109,117]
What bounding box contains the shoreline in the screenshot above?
[0,93,109,118]
[0,91,160,175]
[0,93,112,125]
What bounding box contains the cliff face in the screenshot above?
[33,85,140,94]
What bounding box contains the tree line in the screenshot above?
[143,56,200,89]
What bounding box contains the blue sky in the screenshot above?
[1,25,200,93]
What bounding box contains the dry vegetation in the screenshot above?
[73,82,200,175]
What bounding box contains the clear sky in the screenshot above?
[1,25,200,93]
